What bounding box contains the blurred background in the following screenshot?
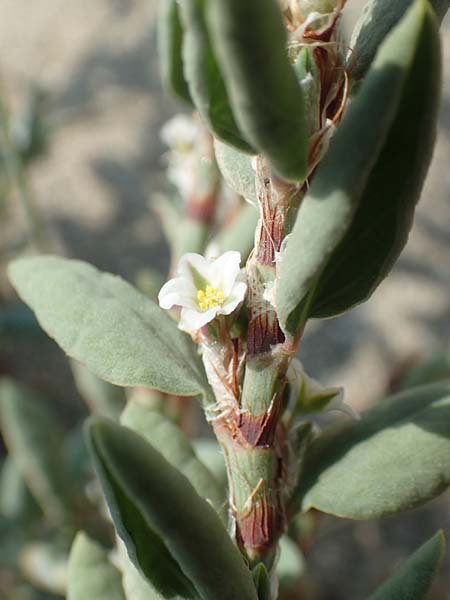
[0,1,449,598]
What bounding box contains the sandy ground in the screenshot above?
[0,1,450,597]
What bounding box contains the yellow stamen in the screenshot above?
[197,285,225,311]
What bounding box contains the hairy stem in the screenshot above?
[211,161,304,568]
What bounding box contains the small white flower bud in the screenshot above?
[282,0,340,31]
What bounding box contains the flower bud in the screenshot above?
[283,0,340,31]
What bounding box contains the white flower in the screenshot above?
[158,251,247,333]
[160,114,201,152]
[160,114,206,199]
[287,359,359,420]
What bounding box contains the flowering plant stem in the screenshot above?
[6,0,450,598]
[210,162,305,567]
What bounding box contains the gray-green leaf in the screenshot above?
[191,438,228,490]
[349,0,449,83]
[86,418,258,600]
[8,256,213,405]
[277,0,441,330]
[251,563,271,600]
[67,532,126,600]
[294,381,450,520]
[214,139,257,204]
[214,202,258,262]
[207,0,308,182]
[277,536,304,593]
[367,531,445,600]
[179,0,254,153]
[118,540,164,600]
[158,0,193,105]
[120,400,226,518]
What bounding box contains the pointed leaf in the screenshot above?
[67,532,126,600]
[294,382,450,519]
[350,0,449,83]
[214,139,257,204]
[207,0,308,181]
[251,564,271,600]
[179,0,254,153]
[308,0,441,319]
[120,400,226,518]
[368,531,445,600]
[277,0,441,329]
[158,0,193,105]
[0,378,71,523]
[8,256,213,405]
[86,418,258,600]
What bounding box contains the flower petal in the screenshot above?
[177,253,210,287]
[179,306,219,333]
[326,392,360,420]
[210,251,242,295]
[219,282,247,316]
[287,358,357,420]
[158,277,197,310]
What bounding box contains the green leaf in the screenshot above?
[207,0,308,182]
[89,430,198,600]
[86,418,258,600]
[8,256,213,405]
[277,536,304,593]
[308,0,441,319]
[350,0,449,84]
[191,438,228,490]
[158,0,193,105]
[277,0,441,329]
[294,381,450,520]
[0,457,40,523]
[214,203,258,262]
[214,139,257,204]
[251,564,271,600]
[67,532,126,600]
[71,359,126,420]
[120,400,226,519]
[119,544,164,600]
[0,378,71,523]
[179,0,254,153]
[400,353,450,390]
[367,531,445,600]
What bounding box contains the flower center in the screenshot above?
[197,285,224,312]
